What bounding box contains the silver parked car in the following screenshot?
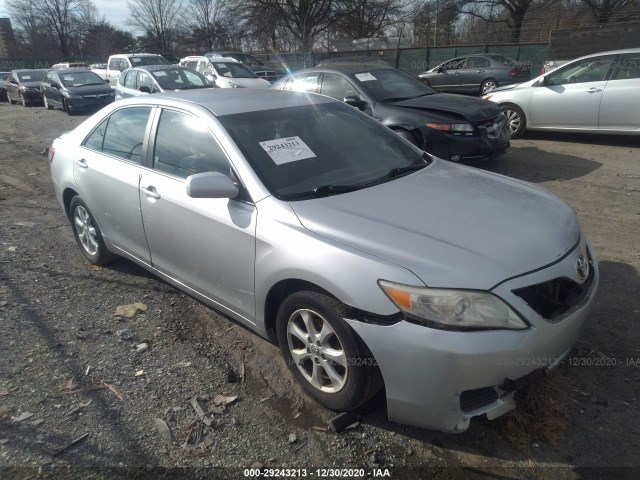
[49,90,598,433]
[484,48,640,138]
[115,65,214,100]
[419,54,531,94]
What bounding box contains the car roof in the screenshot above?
[305,63,393,74]
[52,68,98,74]
[11,69,49,73]
[119,88,338,116]
[129,65,191,72]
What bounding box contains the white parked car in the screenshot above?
[179,56,270,89]
[484,48,640,138]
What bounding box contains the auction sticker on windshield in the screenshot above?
[355,73,376,81]
[260,137,316,165]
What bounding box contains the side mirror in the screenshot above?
[343,95,366,109]
[105,79,111,84]
[437,67,446,73]
[51,82,60,89]
[139,86,151,94]
[186,172,239,199]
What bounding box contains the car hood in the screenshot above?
[223,78,270,88]
[64,84,112,95]
[389,93,500,122]
[289,161,579,290]
[21,81,44,88]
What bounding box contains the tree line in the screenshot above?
[5,0,640,59]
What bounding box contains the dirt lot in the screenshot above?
[0,101,639,480]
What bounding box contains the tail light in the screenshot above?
[508,67,521,77]
[49,146,55,164]
[541,67,545,74]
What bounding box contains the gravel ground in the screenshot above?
[0,101,639,480]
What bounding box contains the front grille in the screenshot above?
[460,387,499,412]
[255,70,278,83]
[513,253,595,320]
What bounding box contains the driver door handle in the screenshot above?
[140,186,161,199]
[586,88,602,93]
[75,158,88,169]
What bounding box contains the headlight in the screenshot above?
[379,280,528,330]
[64,92,82,99]
[228,81,244,88]
[426,122,474,133]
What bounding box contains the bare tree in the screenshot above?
[127,0,183,53]
[6,0,48,55]
[581,0,637,23]
[250,0,346,53]
[335,0,405,39]
[181,0,231,51]
[34,0,93,56]
[460,0,554,42]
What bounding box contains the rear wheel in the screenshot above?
[500,103,526,139]
[276,291,383,411]
[481,78,498,94]
[69,196,116,265]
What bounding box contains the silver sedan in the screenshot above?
[49,89,598,433]
[484,48,640,138]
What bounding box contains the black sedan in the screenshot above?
[41,69,114,115]
[272,63,509,163]
[5,69,48,106]
[419,54,531,95]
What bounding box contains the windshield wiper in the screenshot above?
[281,184,363,200]
[363,164,426,187]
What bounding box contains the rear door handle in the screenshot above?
[586,88,602,93]
[75,158,88,169]
[140,186,161,199]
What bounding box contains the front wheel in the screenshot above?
[394,129,420,147]
[69,196,116,265]
[500,103,527,139]
[20,93,29,107]
[43,94,54,110]
[276,291,382,411]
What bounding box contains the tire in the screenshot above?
[500,103,526,139]
[394,129,420,148]
[276,291,383,411]
[20,93,29,107]
[481,78,498,94]
[62,98,74,116]
[43,94,54,110]
[69,196,116,265]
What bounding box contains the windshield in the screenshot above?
[352,68,437,102]
[151,68,211,91]
[59,71,105,87]
[212,62,258,79]
[17,71,47,82]
[130,56,171,66]
[219,102,429,199]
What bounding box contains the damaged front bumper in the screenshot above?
[345,239,599,433]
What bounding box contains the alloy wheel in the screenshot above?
[286,308,348,393]
[74,205,99,256]
[504,109,522,136]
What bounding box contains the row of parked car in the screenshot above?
[2,47,638,160]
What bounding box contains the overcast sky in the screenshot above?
[0,0,131,30]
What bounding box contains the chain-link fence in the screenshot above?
[257,43,549,76]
